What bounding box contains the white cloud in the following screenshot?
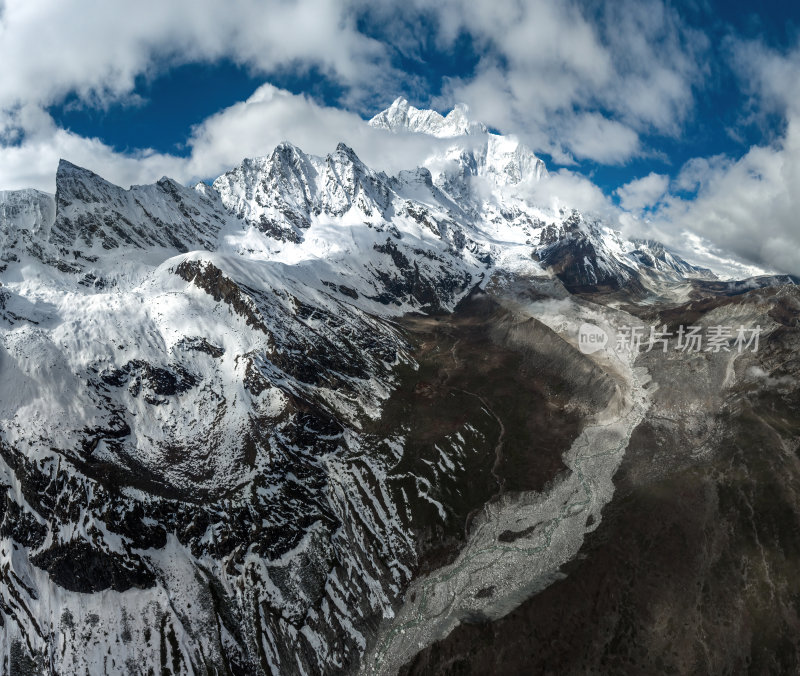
[643,39,800,276]
[0,0,385,114]
[418,0,706,164]
[730,38,800,119]
[518,169,619,220]
[655,127,800,275]
[673,155,732,193]
[565,114,640,165]
[615,172,669,211]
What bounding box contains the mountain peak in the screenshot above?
[50,161,225,251]
[369,98,487,138]
[56,159,131,196]
[270,140,306,161]
[57,158,93,175]
[388,96,410,113]
[335,141,356,154]
[56,158,115,193]
[331,142,368,169]
[446,102,470,126]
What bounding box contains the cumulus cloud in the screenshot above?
[643,39,800,276]
[517,169,619,220]
[673,155,732,193]
[655,128,800,275]
[565,114,641,165]
[0,0,384,114]
[415,0,706,164]
[615,172,669,211]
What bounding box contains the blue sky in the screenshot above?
[2,0,800,273]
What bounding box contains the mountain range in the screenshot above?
[1,98,799,675]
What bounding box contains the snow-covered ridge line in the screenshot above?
[3,95,714,298]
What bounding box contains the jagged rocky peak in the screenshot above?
[330,140,362,163]
[628,238,716,280]
[54,158,147,217]
[321,142,392,216]
[326,140,383,186]
[49,159,228,252]
[369,96,488,137]
[535,211,633,291]
[212,142,318,238]
[266,140,318,189]
[214,140,394,240]
[533,211,720,292]
[215,140,313,189]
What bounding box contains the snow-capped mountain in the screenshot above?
[0,100,744,675]
[51,160,230,252]
[370,98,547,191]
[534,215,715,292]
[368,97,488,138]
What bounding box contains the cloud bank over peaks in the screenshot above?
[414,0,707,165]
[617,39,800,278]
[0,0,710,178]
[0,86,488,191]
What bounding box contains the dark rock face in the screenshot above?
[0,497,47,549]
[371,240,472,311]
[32,541,156,593]
[175,336,225,358]
[101,359,199,402]
[174,259,272,334]
[537,212,636,292]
